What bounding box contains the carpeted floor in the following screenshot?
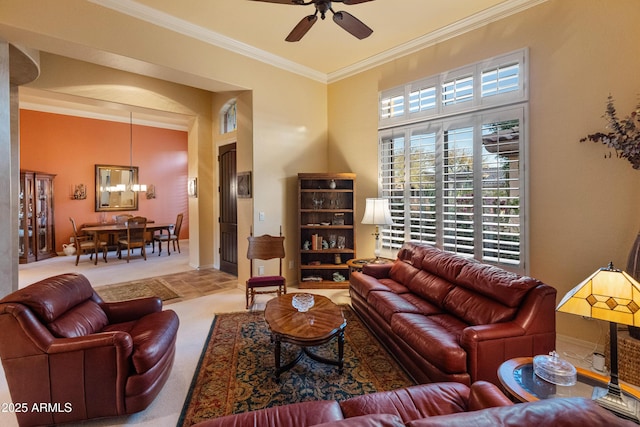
[94,269,239,304]
[178,307,414,426]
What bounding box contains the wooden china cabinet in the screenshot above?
[297,173,356,289]
[18,170,56,264]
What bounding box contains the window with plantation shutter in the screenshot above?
[378,49,528,273]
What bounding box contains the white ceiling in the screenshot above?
[92,0,544,82]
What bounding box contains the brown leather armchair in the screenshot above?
[0,273,179,426]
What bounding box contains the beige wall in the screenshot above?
[328,0,640,344]
[0,0,329,285]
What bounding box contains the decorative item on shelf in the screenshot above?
[292,293,315,312]
[556,262,640,422]
[580,94,640,169]
[329,179,336,189]
[533,351,577,386]
[303,240,310,250]
[145,184,156,199]
[337,235,346,249]
[334,253,341,265]
[311,234,323,250]
[71,184,86,200]
[312,193,324,210]
[332,213,345,225]
[332,272,345,282]
[361,198,393,263]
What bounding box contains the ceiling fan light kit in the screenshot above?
[252,0,374,42]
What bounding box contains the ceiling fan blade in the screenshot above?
[342,0,375,5]
[286,15,318,42]
[332,11,373,39]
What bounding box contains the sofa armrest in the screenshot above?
[362,263,393,279]
[46,331,133,356]
[99,297,163,324]
[467,381,513,410]
[192,400,343,427]
[460,322,525,345]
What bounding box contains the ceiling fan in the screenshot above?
[251,0,374,42]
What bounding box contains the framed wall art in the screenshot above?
[237,171,252,198]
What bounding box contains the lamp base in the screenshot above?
[592,385,640,423]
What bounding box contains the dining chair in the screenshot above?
[69,217,108,266]
[117,216,148,263]
[153,213,183,256]
[246,227,286,309]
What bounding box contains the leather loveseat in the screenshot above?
[192,381,632,427]
[350,242,556,386]
[0,273,179,426]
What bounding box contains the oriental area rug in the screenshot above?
[178,307,414,426]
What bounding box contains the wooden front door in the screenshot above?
[219,143,237,275]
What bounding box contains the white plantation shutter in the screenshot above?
[408,126,437,245]
[442,126,475,255]
[378,49,528,273]
[480,117,522,265]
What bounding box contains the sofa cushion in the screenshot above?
[368,292,425,322]
[456,261,539,307]
[340,383,472,422]
[391,313,467,374]
[377,279,410,294]
[104,309,179,374]
[442,286,516,326]
[419,246,468,283]
[406,271,455,308]
[351,272,398,300]
[388,261,421,287]
[48,300,109,338]
[1,273,95,323]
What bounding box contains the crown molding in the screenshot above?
[327,0,548,83]
[89,0,328,84]
[90,0,546,85]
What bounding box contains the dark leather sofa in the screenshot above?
[192,381,632,427]
[0,273,179,426]
[350,242,557,385]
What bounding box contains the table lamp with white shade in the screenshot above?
[361,198,393,263]
[556,262,640,422]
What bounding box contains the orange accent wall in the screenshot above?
[19,109,189,253]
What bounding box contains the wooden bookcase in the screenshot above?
[297,173,356,289]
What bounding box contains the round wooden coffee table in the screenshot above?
[264,293,346,380]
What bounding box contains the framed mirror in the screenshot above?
[95,164,139,212]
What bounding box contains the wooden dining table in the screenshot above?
[81,222,175,260]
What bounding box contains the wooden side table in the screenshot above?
[347,257,393,273]
[498,357,640,403]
